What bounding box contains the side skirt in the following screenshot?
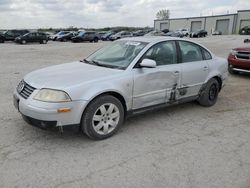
[127,95,199,118]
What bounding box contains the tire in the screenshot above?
[93,37,98,42]
[228,66,238,74]
[81,95,124,140]
[21,40,26,44]
[198,78,220,107]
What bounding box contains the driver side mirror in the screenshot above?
[140,59,156,68]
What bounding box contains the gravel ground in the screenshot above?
[0,35,250,188]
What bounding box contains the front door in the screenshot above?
[132,41,181,109]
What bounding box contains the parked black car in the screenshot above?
[15,32,48,44]
[0,29,29,43]
[190,30,208,38]
[161,29,170,33]
[56,32,76,42]
[239,26,250,35]
[71,31,99,43]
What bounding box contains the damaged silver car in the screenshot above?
[14,37,228,140]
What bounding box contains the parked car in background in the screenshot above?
[109,31,133,41]
[228,47,250,74]
[15,32,48,44]
[239,26,250,35]
[44,32,54,39]
[144,31,165,36]
[101,31,116,41]
[50,31,70,41]
[98,31,107,38]
[0,29,29,43]
[57,32,76,42]
[165,31,184,38]
[212,30,222,35]
[71,31,99,43]
[133,30,146,36]
[176,29,189,36]
[161,29,170,34]
[190,30,208,38]
[14,37,227,140]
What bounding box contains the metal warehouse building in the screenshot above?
[154,10,250,34]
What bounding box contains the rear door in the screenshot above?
[132,41,181,109]
[177,40,209,98]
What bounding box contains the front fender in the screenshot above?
[65,73,134,110]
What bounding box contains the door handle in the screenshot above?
[203,66,209,71]
[173,70,180,75]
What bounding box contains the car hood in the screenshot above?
[234,47,250,52]
[24,62,122,90]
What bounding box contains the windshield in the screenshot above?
[85,41,148,69]
[78,31,85,36]
[23,33,30,37]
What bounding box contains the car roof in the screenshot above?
[119,36,213,55]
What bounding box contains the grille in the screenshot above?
[17,80,36,99]
[236,52,250,60]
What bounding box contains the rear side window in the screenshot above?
[201,48,212,60]
[178,41,203,62]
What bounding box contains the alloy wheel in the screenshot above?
[92,103,120,135]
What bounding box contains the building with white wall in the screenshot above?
[154,10,250,34]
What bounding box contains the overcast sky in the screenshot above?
[0,0,249,29]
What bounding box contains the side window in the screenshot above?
[29,33,36,37]
[142,41,177,66]
[201,48,212,60]
[6,30,14,36]
[179,41,203,62]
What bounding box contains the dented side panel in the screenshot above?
[132,64,181,109]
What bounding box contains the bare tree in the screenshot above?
[156,9,170,19]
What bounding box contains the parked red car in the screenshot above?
[228,47,250,74]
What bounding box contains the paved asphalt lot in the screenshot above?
[0,35,250,188]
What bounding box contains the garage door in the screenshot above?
[216,19,229,34]
[240,20,250,29]
[191,21,202,32]
[160,22,168,30]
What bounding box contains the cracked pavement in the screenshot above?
[0,36,250,188]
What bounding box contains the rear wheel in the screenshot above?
[81,95,124,140]
[198,78,219,107]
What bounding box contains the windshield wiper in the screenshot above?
[82,59,124,70]
[82,59,100,66]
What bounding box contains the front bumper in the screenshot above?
[228,55,250,73]
[14,90,89,127]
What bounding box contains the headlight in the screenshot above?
[33,89,71,102]
[230,49,237,56]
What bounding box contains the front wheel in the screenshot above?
[81,95,124,140]
[21,40,26,44]
[198,78,219,107]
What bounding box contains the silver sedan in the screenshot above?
[14,37,228,139]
